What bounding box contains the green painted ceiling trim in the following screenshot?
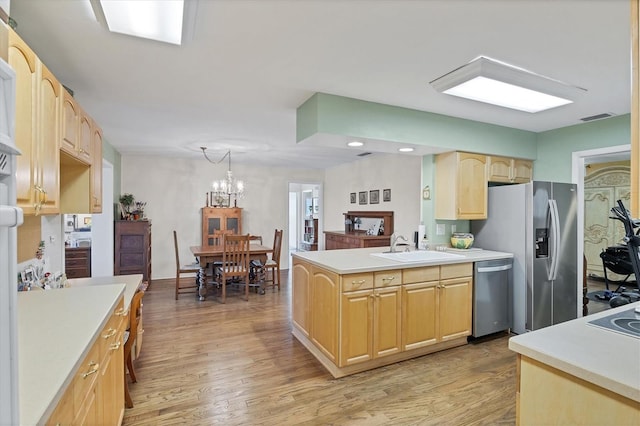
[297,92,537,159]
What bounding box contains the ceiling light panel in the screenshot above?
[100,0,185,45]
[431,56,586,113]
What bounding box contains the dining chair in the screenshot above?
[124,289,145,408]
[263,229,283,291]
[173,230,200,300]
[249,235,263,245]
[217,234,251,303]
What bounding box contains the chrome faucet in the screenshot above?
[390,233,409,253]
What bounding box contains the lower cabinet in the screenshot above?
[65,247,91,278]
[292,259,473,377]
[46,296,126,425]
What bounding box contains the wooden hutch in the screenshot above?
[324,211,394,250]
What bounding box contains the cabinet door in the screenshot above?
[438,277,472,341]
[91,124,103,213]
[225,215,240,234]
[8,30,38,213]
[487,156,512,183]
[456,152,487,219]
[373,286,402,358]
[402,281,438,350]
[77,110,93,164]
[61,89,79,157]
[292,260,311,336]
[37,62,60,214]
[340,290,373,366]
[310,267,339,363]
[512,159,533,183]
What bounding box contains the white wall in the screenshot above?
[324,153,422,241]
[121,155,324,279]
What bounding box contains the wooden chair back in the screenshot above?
[173,230,199,299]
[124,289,145,407]
[219,234,251,302]
[272,229,283,265]
[249,235,263,245]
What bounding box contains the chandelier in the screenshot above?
[201,147,245,207]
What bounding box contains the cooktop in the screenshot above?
[588,307,640,339]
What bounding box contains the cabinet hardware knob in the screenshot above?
[115,308,128,316]
[110,342,121,350]
[103,328,116,339]
[351,279,366,285]
[82,366,99,378]
[382,276,396,282]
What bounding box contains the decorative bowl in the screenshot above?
[450,232,474,249]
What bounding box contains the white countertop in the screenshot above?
[292,246,513,274]
[17,275,142,425]
[509,301,640,402]
[18,285,125,425]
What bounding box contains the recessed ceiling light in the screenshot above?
[347,141,364,147]
[430,56,586,113]
[398,147,414,153]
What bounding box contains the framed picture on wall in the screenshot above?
[370,189,379,204]
[350,192,356,203]
[359,191,367,205]
[383,188,391,202]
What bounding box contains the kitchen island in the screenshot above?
[291,246,512,377]
[18,274,143,425]
[509,301,640,425]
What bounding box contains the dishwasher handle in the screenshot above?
[476,264,513,273]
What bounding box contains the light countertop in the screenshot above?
[292,246,513,274]
[18,274,143,425]
[509,301,640,402]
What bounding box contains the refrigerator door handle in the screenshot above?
[548,199,561,280]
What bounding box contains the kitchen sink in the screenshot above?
[370,250,464,263]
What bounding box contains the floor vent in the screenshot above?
[580,113,614,122]
[357,152,372,157]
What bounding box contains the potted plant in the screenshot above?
[132,201,147,220]
[119,193,134,220]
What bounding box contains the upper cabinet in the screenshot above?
[8,28,103,216]
[435,152,488,220]
[61,90,92,165]
[435,151,534,220]
[9,29,59,215]
[488,156,533,184]
[91,122,103,213]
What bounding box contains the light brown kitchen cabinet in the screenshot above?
[61,90,92,164]
[91,122,103,213]
[435,151,487,220]
[310,266,339,363]
[201,207,242,247]
[292,260,473,378]
[292,258,311,338]
[9,29,59,215]
[487,155,533,184]
[46,296,125,426]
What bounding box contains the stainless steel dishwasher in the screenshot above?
[472,258,513,337]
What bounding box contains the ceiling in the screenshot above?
[8,0,631,169]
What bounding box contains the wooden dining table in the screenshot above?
[190,244,273,301]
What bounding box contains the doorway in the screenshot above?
[288,182,323,254]
[572,144,631,316]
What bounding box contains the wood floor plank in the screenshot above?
[123,272,517,425]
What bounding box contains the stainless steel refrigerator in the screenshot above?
[471,181,578,334]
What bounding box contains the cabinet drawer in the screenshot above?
[342,272,374,292]
[440,263,472,280]
[403,266,439,284]
[374,270,402,287]
[73,341,101,410]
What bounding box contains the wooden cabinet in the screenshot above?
[91,123,103,213]
[435,151,487,220]
[488,155,533,184]
[292,259,473,378]
[324,232,390,250]
[310,266,339,363]
[340,277,402,367]
[65,246,91,278]
[46,296,126,426]
[61,90,92,164]
[301,218,318,251]
[201,207,242,247]
[292,258,311,338]
[9,29,60,215]
[115,220,152,282]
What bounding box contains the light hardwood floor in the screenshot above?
[123,271,517,425]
